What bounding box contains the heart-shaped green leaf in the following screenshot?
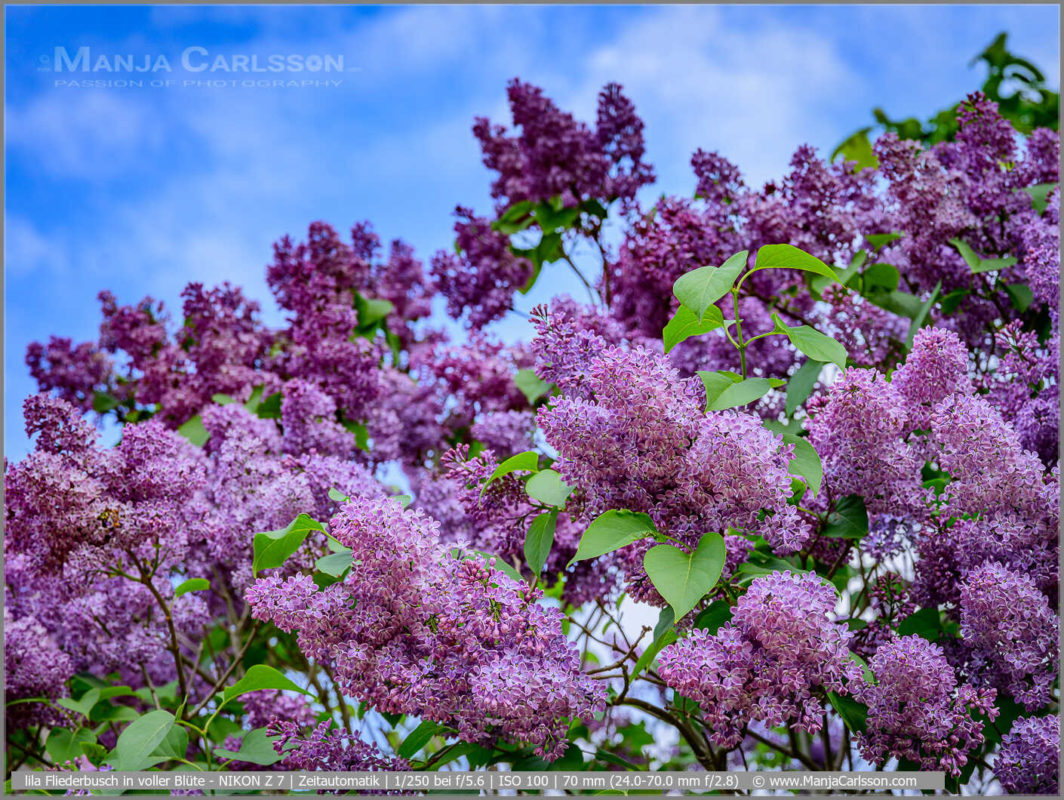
[525,469,573,508]
[643,533,726,620]
[524,510,558,574]
[662,305,732,354]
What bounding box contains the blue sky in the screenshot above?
[5,4,1060,460]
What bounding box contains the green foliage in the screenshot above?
[642,533,726,620]
[822,495,869,539]
[524,510,558,574]
[570,509,658,564]
[214,727,283,766]
[483,450,540,493]
[785,359,822,416]
[694,600,733,634]
[221,665,312,707]
[174,578,210,597]
[698,371,785,412]
[770,313,848,370]
[252,513,326,576]
[672,250,748,321]
[662,305,731,353]
[514,369,551,404]
[177,414,210,447]
[107,710,176,771]
[831,127,879,172]
[524,469,573,508]
[782,433,823,497]
[949,238,1018,275]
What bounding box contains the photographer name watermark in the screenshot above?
[39,46,351,89]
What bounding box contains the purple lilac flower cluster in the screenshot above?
[246,496,605,759]
[658,571,861,747]
[994,715,1059,795]
[854,635,997,777]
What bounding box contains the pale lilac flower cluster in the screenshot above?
[890,327,973,429]
[5,394,209,575]
[807,368,922,516]
[246,497,605,759]
[4,609,74,726]
[854,635,996,776]
[658,571,860,747]
[959,562,1057,710]
[995,715,1059,795]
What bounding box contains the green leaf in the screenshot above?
[211,393,236,406]
[393,494,413,509]
[524,510,558,574]
[831,127,879,172]
[653,606,675,641]
[255,391,282,419]
[643,533,726,620]
[940,288,970,314]
[177,415,210,447]
[46,729,97,766]
[699,373,784,412]
[108,710,176,771]
[581,198,609,219]
[862,262,900,292]
[57,689,100,718]
[252,513,325,577]
[355,294,395,329]
[1022,182,1057,214]
[868,288,924,319]
[397,720,445,759]
[823,495,869,539]
[315,549,353,578]
[782,434,823,497]
[897,607,943,642]
[514,369,550,404]
[222,665,311,706]
[569,509,658,565]
[525,469,573,508]
[828,692,868,734]
[92,391,120,414]
[327,487,349,503]
[244,385,265,413]
[746,244,840,286]
[213,727,282,766]
[1005,283,1034,312]
[864,232,903,252]
[174,578,209,597]
[631,627,677,680]
[340,417,371,453]
[151,724,189,762]
[493,200,534,235]
[771,314,848,370]
[694,600,733,634]
[673,250,748,322]
[949,238,1018,274]
[533,201,580,234]
[484,450,540,492]
[785,359,822,416]
[662,305,731,354]
[906,282,941,349]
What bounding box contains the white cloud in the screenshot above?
[4,216,69,277]
[5,89,165,179]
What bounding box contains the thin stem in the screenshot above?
[129,552,189,703]
[188,621,260,719]
[561,252,597,306]
[732,289,747,378]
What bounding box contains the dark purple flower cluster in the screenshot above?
[474,79,653,209]
[267,719,409,773]
[658,571,860,747]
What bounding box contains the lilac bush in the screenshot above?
[5,71,1058,793]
